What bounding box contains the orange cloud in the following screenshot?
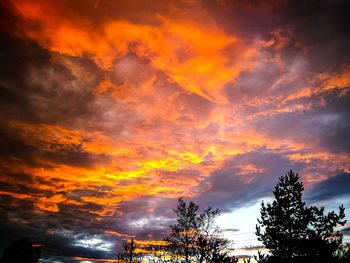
[35,194,67,212]
[73,257,115,262]
[105,230,135,238]
[132,240,172,246]
[0,191,32,200]
[0,121,213,215]
[8,0,260,103]
[2,0,350,238]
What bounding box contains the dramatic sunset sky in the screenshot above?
[0,0,350,262]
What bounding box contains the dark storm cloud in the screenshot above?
[102,196,177,240]
[0,125,39,167]
[195,148,307,212]
[0,32,116,168]
[280,0,350,71]
[0,123,112,169]
[204,0,350,70]
[307,172,350,203]
[316,90,350,153]
[0,33,50,124]
[0,31,105,128]
[0,192,123,261]
[247,88,350,154]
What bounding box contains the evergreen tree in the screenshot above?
[256,170,346,263]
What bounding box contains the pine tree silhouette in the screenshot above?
[256,170,346,263]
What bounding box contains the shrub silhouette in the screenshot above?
[255,170,346,263]
[335,244,350,263]
[0,238,40,263]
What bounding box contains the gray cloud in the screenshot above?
[307,172,350,203]
[341,226,350,235]
[195,148,307,212]
[245,88,350,154]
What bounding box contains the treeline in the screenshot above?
[1,171,350,263]
[116,198,240,263]
[116,171,350,263]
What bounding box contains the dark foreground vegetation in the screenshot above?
[1,171,349,263]
[116,197,239,263]
[0,238,40,263]
[116,171,350,263]
[255,171,348,263]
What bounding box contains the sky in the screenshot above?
[0,0,350,262]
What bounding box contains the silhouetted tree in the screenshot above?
[255,170,346,263]
[163,236,183,263]
[211,253,238,263]
[195,207,231,263]
[334,243,350,263]
[116,239,144,263]
[0,238,40,263]
[143,243,171,263]
[166,198,234,263]
[167,198,199,263]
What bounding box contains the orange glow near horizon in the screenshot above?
[73,257,116,262]
[132,240,172,246]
